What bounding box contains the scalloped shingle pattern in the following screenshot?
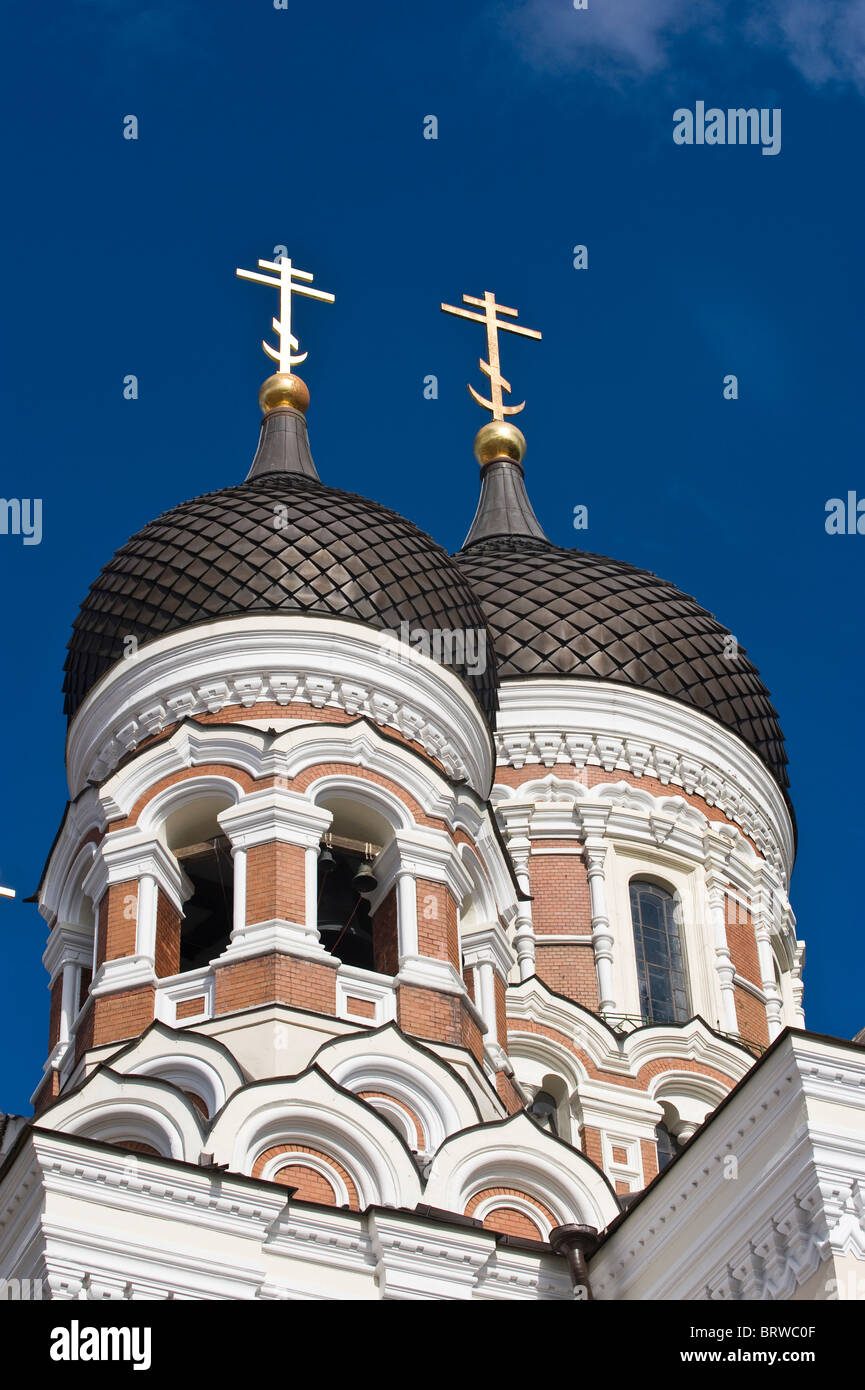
[456,535,788,789]
[64,475,498,722]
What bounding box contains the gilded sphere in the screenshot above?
[258,373,310,415]
[473,420,527,466]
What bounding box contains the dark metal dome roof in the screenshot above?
[64,472,498,722]
[456,534,788,789]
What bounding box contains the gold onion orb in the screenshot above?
[258,373,310,415]
[473,420,526,466]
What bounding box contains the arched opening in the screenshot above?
[164,796,235,972]
[525,1072,573,1142]
[313,793,397,974]
[317,843,377,970]
[526,1089,559,1136]
[655,1121,681,1172]
[629,878,690,1026]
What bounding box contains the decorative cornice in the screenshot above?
[83,828,190,914]
[492,680,794,883]
[506,976,752,1083]
[66,616,494,800]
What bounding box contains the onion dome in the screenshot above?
[63,380,497,723]
[455,428,788,791]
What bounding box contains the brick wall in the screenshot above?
[48,978,62,1050]
[725,892,769,1047]
[155,889,181,979]
[494,1070,523,1115]
[398,984,483,1062]
[372,886,399,977]
[175,996,207,1019]
[494,971,508,1050]
[91,986,155,1046]
[465,1186,557,1241]
[534,942,599,1010]
[252,1142,359,1209]
[102,882,138,962]
[416,879,459,968]
[245,842,305,925]
[640,1137,659,1185]
[530,851,592,935]
[213,953,337,1016]
[78,968,92,1011]
[733,984,770,1049]
[580,1124,604,1168]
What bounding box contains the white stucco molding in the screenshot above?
[36,1068,206,1162]
[313,1023,482,1154]
[104,1022,247,1117]
[589,1031,865,1301]
[208,1067,423,1210]
[65,615,494,800]
[506,976,753,1085]
[423,1111,620,1232]
[493,680,794,884]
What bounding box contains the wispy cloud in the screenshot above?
[749,0,865,92]
[497,0,865,93]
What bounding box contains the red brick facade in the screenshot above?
[213,953,337,1017]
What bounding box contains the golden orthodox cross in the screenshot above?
[441,290,541,420]
[236,254,335,373]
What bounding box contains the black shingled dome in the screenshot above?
[456,534,789,790]
[63,472,498,722]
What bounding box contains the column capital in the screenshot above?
[83,830,189,915]
[217,788,333,852]
[43,924,93,983]
[367,828,472,915]
[577,804,611,841]
[461,923,514,980]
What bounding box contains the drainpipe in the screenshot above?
[549,1223,599,1300]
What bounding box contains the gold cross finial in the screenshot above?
[236,254,335,375]
[441,290,541,421]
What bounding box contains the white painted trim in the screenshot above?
[66,616,494,798]
[493,680,794,882]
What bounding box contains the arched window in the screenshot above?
[629,879,689,1025]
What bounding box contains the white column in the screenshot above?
[584,841,615,1016]
[475,958,496,1036]
[707,881,738,1033]
[232,846,247,939]
[396,870,418,959]
[304,846,319,937]
[790,943,806,1028]
[135,872,158,962]
[755,928,784,1040]
[508,830,536,982]
[58,963,79,1045]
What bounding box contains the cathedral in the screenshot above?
[1,255,863,1303]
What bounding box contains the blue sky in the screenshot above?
[1,0,863,1113]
